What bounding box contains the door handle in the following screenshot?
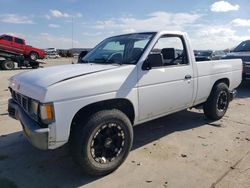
[185,75,192,79]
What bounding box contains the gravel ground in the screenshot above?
[0,58,249,188]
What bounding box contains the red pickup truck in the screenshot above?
[0,34,45,60]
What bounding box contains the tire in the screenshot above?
[29,52,38,61]
[1,60,15,70]
[203,82,229,120]
[32,66,39,69]
[70,109,133,176]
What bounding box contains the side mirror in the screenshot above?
[78,50,89,63]
[142,53,163,70]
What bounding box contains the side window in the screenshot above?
[15,38,24,44]
[151,35,188,66]
[3,36,13,42]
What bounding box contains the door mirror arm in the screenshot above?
[142,60,151,70]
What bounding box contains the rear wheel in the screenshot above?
[1,60,15,70]
[203,82,229,120]
[70,109,133,176]
[29,52,38,61]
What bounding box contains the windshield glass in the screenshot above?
[81,33,155,65]
[233,40,250,52]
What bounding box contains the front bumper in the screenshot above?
[8,99,49,150]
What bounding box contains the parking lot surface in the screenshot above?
[0,58,250,188]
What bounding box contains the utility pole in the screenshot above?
[71,15,74,63]
[72,16,74,50]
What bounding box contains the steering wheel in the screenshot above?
[169,53,183,64]
[106,52,123,64]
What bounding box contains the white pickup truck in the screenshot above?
[8,31,242,176]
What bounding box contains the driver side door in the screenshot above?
[137,34,194,121]
[14,37,25,54]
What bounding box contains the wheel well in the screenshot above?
[213,78,230,88]
[30,51,38,56]
[208,78,230,97]
[201,78,230,107]
[70,98,135,131]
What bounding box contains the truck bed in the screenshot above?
[194,59,242,105]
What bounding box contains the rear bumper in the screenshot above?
[229,90,237,102]
[8,99,49,150]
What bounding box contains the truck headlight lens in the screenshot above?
[29,99,39,119]
[39,103,54,124]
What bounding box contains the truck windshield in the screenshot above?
[233,40,250,52]
[81,33,155,65]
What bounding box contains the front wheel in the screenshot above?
[29,52,38,61]
[203,83,230,120]
[70,109,133,176]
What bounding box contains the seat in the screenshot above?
[161,48,177,65]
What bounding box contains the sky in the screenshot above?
[1,0,250,50]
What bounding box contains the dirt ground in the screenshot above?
[0,58,250,188]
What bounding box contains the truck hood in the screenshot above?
[224,52,250,63]
[9,64,121,100]
[11,64,119,88]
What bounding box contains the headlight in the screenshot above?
[39,103,55,124]
[29,99,39,119]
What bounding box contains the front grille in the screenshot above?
[9,88,46,127]
[9,88,29,113]
[22,96,28,111]
[16,93,21,104]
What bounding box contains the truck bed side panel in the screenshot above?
[193,59,242,105]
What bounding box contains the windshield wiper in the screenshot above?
[81,59,97,63]
[81,59,89,63]
[106,59,122,65]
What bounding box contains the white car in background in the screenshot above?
[44,48,60,59]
